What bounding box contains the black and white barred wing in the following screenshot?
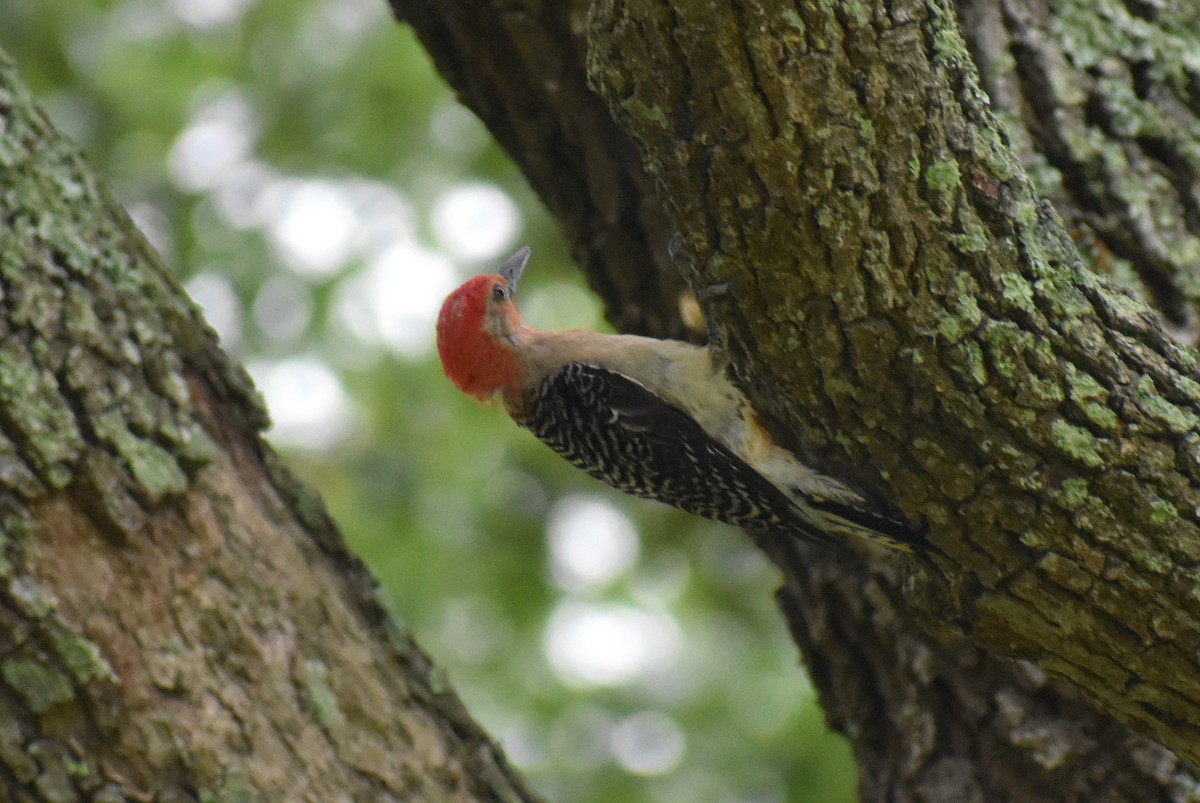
[518,362,838,545]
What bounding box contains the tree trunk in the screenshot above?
[392,0,1200,799]
[0,52,537,802]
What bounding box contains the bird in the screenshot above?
[436,246,919,553]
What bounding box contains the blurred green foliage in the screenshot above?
[2,2,856,800]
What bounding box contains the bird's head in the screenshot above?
[436,246,530,400]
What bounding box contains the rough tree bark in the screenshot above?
[391,0,1200,800]
[0,53,537,801]
[6,0,1200,798]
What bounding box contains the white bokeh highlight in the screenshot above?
[333,243,458,358]
[212,160,281,230]
[168,90,259,192]
[249,357,353,451]
[168,0,253,29]
[432,182,520,261]
[611,711,686,776]
[429,100,490,156]
[185,271,243,349]
[253,276,313,344]
[543,601,682,688]
[547,495,640,593]
[297,0,383,67]
[268,180,360,277]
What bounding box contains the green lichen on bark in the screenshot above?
[1,659,73,714]
[1049,418,1105,468]
[975,0,1200,319]
[0,53,221,519]
[923,160,962,212]
[0,49,271,792]
[199,775,255,803]
[51,627,116,686]
[6,54,271,471]
[303,658,345,730]
[0,341,83,490]
[586,0,1200,769]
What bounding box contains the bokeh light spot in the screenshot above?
[168,90,258,192]
[269,180,359,277]
[611,711,686,776]
[543,601,682,688]
[432,182,520,261]
[185,271,243,349]
[547,495,640,593]
[250,356,353,451]
[333,243,457,358]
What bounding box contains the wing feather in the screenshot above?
[517,363,840,546]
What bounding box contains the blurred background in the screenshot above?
[1,1,855,800]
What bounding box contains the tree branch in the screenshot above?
[393,0,1200,792]
[0,50,537,801]
[585,0,1200,769]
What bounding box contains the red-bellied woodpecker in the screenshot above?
[436,246,919,553]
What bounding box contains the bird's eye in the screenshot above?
[491,283,508,302]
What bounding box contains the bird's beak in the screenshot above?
[499,246,531,295]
